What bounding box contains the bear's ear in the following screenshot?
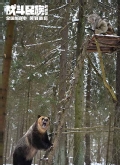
[48,117,50,120]
[38,115,41,119]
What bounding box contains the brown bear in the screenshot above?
[13,115,52,165]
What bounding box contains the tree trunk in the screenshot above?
[4,118,9,165]
[73,1,85,165]
[85,61,91,165]
[0,1,16,164]
[97,136,101,163]
[54,6,68,165]
[113,0,120,164]
[47,4,69,165]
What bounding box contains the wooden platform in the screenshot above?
[87,35,120,53]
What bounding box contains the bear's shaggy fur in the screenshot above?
[13,115,52,165]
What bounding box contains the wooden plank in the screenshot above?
[87,35,120,53]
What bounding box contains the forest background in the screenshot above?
[1,0,120,165]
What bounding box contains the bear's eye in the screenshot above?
[42,118,44,121]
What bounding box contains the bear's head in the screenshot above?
[37,115,50,134]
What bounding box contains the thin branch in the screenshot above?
[62,130,113,134]
[66,125,109,130]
